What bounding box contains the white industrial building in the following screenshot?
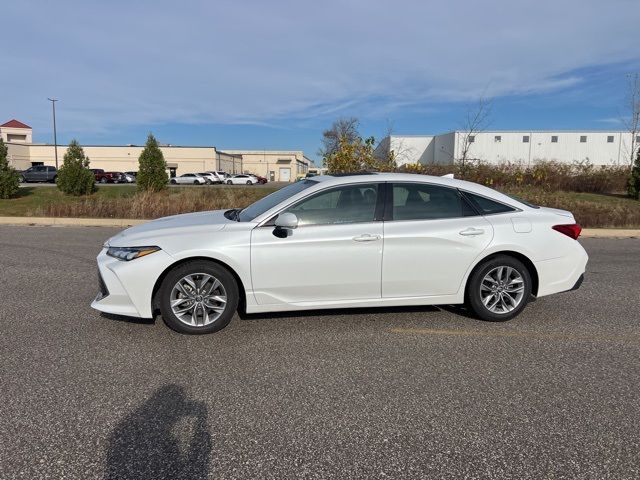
[376,131,640,167]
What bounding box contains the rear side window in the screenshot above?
[391,183,476,221]
[463,192,516,215]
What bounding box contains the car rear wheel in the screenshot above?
[467,255,532,322]
[246,180,252,185]
[193,180,199,185]
[159,261,239,334]
[100,178,107,184]
[227,180,233,185]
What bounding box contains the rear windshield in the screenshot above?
[504,193,539,209]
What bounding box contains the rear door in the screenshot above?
[382,182,493,297]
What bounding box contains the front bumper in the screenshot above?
[91,247,174,318]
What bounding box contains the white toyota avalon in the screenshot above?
[92,173,588,334]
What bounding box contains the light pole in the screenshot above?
[47,98,59,169]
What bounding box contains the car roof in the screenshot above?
[305,172,529,209]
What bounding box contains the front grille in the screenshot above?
[97,270,109,300]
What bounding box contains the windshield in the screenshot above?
[238,180,318,222]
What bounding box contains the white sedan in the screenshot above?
[170,173,207,185]
[92,173,588,334]
[226,174,258,185]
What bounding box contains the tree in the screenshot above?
[0,138,20,199]
[622,73,640,168]
[56,140,96,196]
[628,148,640,199]
[137,133,169,192]
[319,117,360,158]
[458,96,492,178]
[324,135,396,174]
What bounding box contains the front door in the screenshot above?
[251,183,383,305]
[382,182,493,297]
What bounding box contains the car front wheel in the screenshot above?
[170,179,177,184]
[159,261,239,334]
[226,180,233,185]
[467,255,532,322]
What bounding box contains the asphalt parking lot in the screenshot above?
[1,226,639,479]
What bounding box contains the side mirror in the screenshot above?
[275,212,298,229]
[273,213,298,238]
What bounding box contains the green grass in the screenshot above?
[1,184,639,228]
[0,186,137,216]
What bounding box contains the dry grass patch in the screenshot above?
[37,187,277,219]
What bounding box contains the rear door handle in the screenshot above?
[353,234,381,242]
[459,227,485,236]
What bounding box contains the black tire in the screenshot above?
[100,177,108,184]
[20,176,27,183]
[159,260,239,334]
[227,180,233,185]
[246,180,252,185]
[52,175,57,183]
[466,255,532,322]
[170,179,177,184]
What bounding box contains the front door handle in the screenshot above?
[459,227,485,236]
[353,234,381,242]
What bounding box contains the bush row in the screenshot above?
[401,160,630,194]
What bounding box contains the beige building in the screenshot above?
[1,119,312,181]
[223,150,312,182]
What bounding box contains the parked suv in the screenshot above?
[91,169,123,183]
[20,165,57,183]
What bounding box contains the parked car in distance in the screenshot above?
[226,174,258,185]
[122,172,136,183]
[254,175,268,184]
[197,172,218,185]
[92,172,588,335]
[20,165,57,183]
[205,171,228,184]
[91,169,123,184]
[170,173,207,185]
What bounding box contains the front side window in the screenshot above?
[238,180,317,221]
[283,183,379,226]
[392,183,475,221]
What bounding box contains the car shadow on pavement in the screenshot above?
[99,312,155,325]
[103,385,212,480]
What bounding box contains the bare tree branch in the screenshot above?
[459,96,493,172]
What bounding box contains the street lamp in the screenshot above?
[47,98,59,169]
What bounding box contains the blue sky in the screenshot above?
[1,0,639,164]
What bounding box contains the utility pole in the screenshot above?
[47,98,59,169]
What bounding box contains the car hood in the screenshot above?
[106,210,234,246]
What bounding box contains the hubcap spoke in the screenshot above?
[480,266,525,314]
[170,273,227,327]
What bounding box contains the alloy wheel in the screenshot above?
[479,266,525,314]
[170,273,227,327]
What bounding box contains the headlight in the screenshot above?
[106,246,161,261]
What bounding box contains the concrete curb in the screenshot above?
[581,228,639,238]
[0,216,639,237]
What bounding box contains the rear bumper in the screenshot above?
[534,243,588,298]
[570,273,584,291]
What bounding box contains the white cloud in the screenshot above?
[1,0,639,134]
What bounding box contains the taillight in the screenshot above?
[552,223,582,240]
